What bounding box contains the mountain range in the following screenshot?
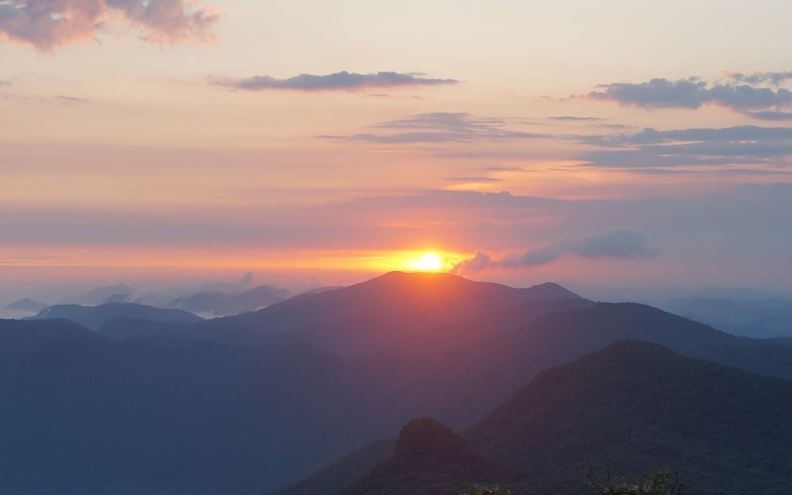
[32,302,203,331]
[169,284,292,317]
[665,296,792,338]
[2,272,792,494]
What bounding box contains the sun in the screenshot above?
[407,252,444,272]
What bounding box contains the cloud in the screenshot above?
[727,71,792,86]
[486,166,526,172]
[579,125,792,168]
[549,115,602,121]
[454,229,656,272]
[0,0,218,51]
[0,91,93,104]
[218,71,458,92]
[745,110,792,121]
[444,176,501,183]
[324,112,545,144]
[53,95,91,104]
[595,123,634,129]
[584,75,792,119]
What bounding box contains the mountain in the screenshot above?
[62,284,135,305]
[665,296,792,338]
[192,272,588,354]
[2,298,48,315]
[32,302,203,331]
[0,274,590,495]
[10,273,792,495]
[287,342,792,495]
[273,440,396,495]
[275,300,792,495]
[0,318,99,376]
[170,284,291,317]
[484,302,792,382]
[0,318,411,495]
[339,418,508,495]
[467,341,792,494]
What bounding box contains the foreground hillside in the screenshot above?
[284,342,792,495]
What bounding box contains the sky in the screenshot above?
[1,0,792,302]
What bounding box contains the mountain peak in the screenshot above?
[338,418,508,495]
[3,298,47,312]
[393,418,469,461]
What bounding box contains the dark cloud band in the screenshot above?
[219,71,458,91]
[585,75,792,121]
[454,229,656,272]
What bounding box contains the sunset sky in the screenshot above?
[2,0,792,301]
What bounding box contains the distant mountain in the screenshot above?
[170,284,291,317]
[62,284,135,305]
[299,286,344,296]
[193,272,588,354]
[287,342,792,495]
[32,302,203,331]
[665,296,792,338]
[2,298,47,315]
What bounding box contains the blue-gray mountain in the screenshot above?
[665,296,792,338]
[32,302,203,331]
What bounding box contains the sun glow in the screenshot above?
[407,252,445,272]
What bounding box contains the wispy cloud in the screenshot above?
[578,125,792,168]
[53,95,92,105]
[454,229,656,272]
[0,0,218,51]
[444,176,501,183]
[324,112,545,143]
[745,110,792,121]
[582,74,792,121]
[549,115,602,122]
[217,71,458,92]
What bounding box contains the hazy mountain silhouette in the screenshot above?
[32,302,203,331]
[191,272,587,354]
[170,284,291,317]
[666,296,792,338]
[62,284,135,305]
[283,342,792,495]
[2,297,47,314]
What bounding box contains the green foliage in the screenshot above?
[461,484,512,495]
[587,468,682,495]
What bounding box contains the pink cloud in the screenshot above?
[0,0,218,51]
